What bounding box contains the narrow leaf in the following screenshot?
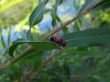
[92,0,110,11]
[1,34,6,48]
[9,41,56,57]
[62,27,110,48]
[28,0,48,38]
[79,0,102,13]
[29,0,47,27]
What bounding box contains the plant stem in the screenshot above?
[0,0,101,71]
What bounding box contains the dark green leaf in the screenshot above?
[56,0,63,6]
[51,9,56,17]
[93,0,110,11]
[1,33,6,48]
[51,8,57,27]
[51,0,62,27]
[56,15,62,23]
[62,27,110,48]
[29,0,47,27]
[28,0,48,38]
[9,40,56,57]
[79,0,102,13]
[52,19,56,27]
[51,12,61,28]
[62,28,68,33]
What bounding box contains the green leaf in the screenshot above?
[1,33,6,48]
[51,11,62,28]
[29,0,47,27]
[79,0,102,13]
[92,0,110,11]
[7,28,11,44]
[62,27,68,33]
[9,40,56,57]
[28,0,48,38]
[56,15,62,23]
[51,0,62,28]
[56,0,63,6]
[62,27,110,48]
[52,18,57,27]
[51,8,57,27]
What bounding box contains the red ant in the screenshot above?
[50,36,67,47]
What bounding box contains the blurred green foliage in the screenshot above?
[0,0,36,26]
[0,0,110,82]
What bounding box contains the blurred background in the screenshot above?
[0,0,110,82]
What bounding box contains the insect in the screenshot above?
[50,36,67,47]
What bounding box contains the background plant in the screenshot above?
[0,0,110,82]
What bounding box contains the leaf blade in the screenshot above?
[62,27,110,48]
[79,0,102,13]
[9,41,56,57]
[29,0,47,27]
